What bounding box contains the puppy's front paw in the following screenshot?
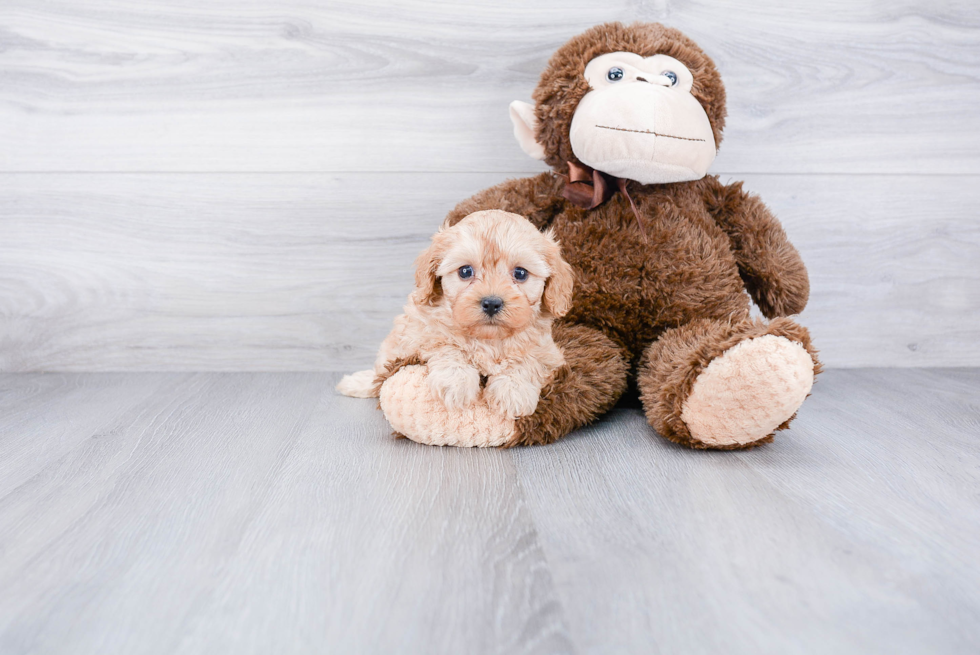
[427,363,481,410]
[485,374,541,419]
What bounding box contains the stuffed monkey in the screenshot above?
[381,21,820,449]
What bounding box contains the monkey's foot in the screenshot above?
[379,365,516,448]
[680,335,815,448]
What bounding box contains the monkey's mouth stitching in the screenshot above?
[595,125,706,142]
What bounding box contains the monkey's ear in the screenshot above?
[412,231,449,306]
[509,101,546,161]
[541,230,575,318]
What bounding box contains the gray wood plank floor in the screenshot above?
[1,368,978,654]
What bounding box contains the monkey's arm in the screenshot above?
[445,172,566,230]
[701,176,809,318]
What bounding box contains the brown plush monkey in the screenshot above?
[383,21,821,449]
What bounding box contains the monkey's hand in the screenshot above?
[702,176,810,318]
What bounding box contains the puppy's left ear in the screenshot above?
[412,229,450,306]
[542,230,575,318]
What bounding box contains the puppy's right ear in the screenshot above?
[412,230,450,306]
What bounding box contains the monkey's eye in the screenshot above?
[606,67,624,82]
[662,71,678,86]
[458,265,474,280]
[513,267,528,282]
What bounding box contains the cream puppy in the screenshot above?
[337,209,574,420]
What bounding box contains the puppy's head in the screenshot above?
[413,210,574,340]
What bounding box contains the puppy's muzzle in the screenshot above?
[481,296,504,317]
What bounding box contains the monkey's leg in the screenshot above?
[380,365,517,448]
[505,323,629,447]
[638,317,821,450]
[378,323,628,447]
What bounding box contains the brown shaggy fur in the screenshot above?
[442,21,818,449]
[638,317,823,449]
[374,354,425,394]
[505,322,629,447]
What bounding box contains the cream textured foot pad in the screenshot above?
[681,335,814,447]
[379,365,517,448]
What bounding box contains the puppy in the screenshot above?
[337,209,574,420]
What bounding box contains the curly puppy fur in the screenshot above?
[443,22,819,449]
[337,210,574,422]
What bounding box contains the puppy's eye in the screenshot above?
[458,265,474,280]
[513,267,528,282]
[606,67,624,82]
[662,71,678,86]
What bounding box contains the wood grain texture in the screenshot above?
[0,1,977,369]
[0,0,977,174]
[1,172,977,371]
[0,368,978,654]
[0,372,571,654]
[513,367,980,654]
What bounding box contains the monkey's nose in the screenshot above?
[481,296,504,317]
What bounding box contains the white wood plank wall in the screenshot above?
[1,0,978,371]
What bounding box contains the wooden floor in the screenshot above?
[1,368,977,654]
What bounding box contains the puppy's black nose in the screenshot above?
[481,296,504,317]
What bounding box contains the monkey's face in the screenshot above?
[568,53,716,184]
[509,22,727,186]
